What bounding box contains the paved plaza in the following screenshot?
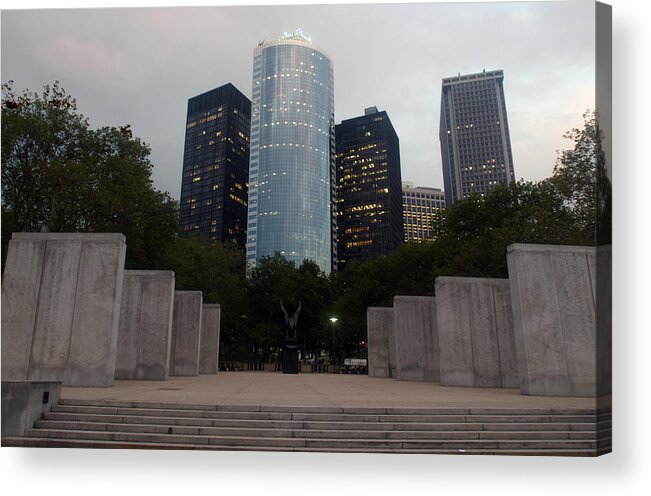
[60,372,602,410]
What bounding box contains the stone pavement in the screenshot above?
[60,372,603,410]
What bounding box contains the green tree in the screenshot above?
[243,254,298,363]
[330,242,446,360]
[2,81,88,235]
[330,256,390,361]
[245,254,332,363]
[550,109,610,245]
[1,81,178,269]
[160,236,247,361]
[432,180,583,278]
[295,260,333,360]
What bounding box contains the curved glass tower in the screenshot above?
[246,30,335,273]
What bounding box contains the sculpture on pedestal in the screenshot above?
[280,301,301,374]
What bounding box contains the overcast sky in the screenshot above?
[1,1,595,200]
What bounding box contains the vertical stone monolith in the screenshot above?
[435,277,518,388]
[115,270,175,380]
[1,233,126,387]
[367,307,395,378]
[393,296,439,382]
[170,291,203,376]
[507,243,599,396]
[199,304,221,374]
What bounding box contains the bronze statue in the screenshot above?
[280,301,301,374]
[280,300,301,341]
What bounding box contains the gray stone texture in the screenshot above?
[170,291,203,376]
[199,304,221,375]
[2,381,62,437]
[1,233,126,387]
[115,271,175,380]
[507,244,599,397]
[393,296,439,382]
[435,277,518,388]
[367,307,395,378]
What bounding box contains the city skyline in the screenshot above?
[1,2,596,201]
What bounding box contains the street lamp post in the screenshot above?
[329,317,338,368]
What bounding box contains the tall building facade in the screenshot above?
[439,69,515,207]
[246,30,335,273]
[335,107,403,270]
[179,83,251,248]
[402,182,446,242]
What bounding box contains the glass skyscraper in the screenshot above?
[439,69,515,207]
[246,30,335,273]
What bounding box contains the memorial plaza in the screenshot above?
[58,372,600,411]
[1,234,610,455]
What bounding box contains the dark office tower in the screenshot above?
[439,69,515,207]
[335,107,404,270]
[179,83,251,248]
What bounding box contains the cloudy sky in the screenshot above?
[1,1,596,201]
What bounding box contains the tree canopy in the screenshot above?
[242,255,333,363]
[550,110,610,245]
[1,81,178,269]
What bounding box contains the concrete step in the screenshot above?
[12,399,609,456]
[23,427,602,451]
[44,412,302,429]
[51,405,295,421]
[57,398,347,414]
[41,411,604,433]
[50,404,603,425]
[0,436,603,456]
[56,398,609,417]
[32,420,606,441]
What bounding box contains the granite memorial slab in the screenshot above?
[1,233,126,387]
[170,291,203,376]
[507,243,598,396]
[435,277,518,388]
[116,270,175,380]
[393,296,439,382]
[367,307,395,378]
[199,304,221,374]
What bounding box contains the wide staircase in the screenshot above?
[3,398,611,456]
